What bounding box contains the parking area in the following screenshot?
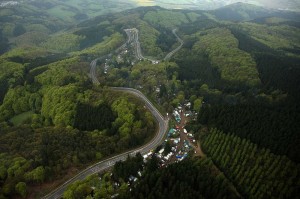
[143,102,205,167]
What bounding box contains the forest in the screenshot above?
[127,157,239,199]
[230,27,300,101]
[0,30,156,197]
[0,90,156,198]
[74,103,115,132]
[201,129,299,198]
[197,104,300,162]
[62,155,240,199]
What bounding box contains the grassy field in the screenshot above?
[10,111,34,126]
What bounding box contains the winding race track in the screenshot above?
[164,29,183,61]
[43,27,184,199]
[43,87,168,199]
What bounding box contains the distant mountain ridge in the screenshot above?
[211,2,272,21]
[3,0,299,12]
[130,0,300,12]
[209,2,300,21]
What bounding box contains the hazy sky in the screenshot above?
[131,0,300,11]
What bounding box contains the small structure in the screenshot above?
[159,148,165,154]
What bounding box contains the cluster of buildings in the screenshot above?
[101,103,199,195]
[142,103,198,167]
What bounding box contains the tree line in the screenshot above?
[127,157,239,199]
[202,128,299,198]
[62,154,240,199]
[230,27,300,101]
[0,90,156,198]
[197,103,300,162]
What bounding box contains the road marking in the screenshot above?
[107,161,112,166]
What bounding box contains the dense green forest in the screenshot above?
[201,129,299,198]
[74,103,115,131]
[0,90,156,198]
[0,27,156,197]
[197,104,300,162]
[127,157,239,199]
[63,155,240,199]
[230,27,300,101]
[1,2,300,198]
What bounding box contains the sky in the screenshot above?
[130,0,300,11]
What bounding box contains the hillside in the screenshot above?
[211,2,274,21]
[0,2,299,198]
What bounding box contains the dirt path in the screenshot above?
[195,141,205,157]
[179,110,206,158]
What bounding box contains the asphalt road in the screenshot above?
[117,28,183,62]
[44,69,168,199]
[132,28,184,61]
[89,59,100,85]
[42,27,184,199]
[125,28,142,60]
[42,87,168,199]
[164,29,184,61]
